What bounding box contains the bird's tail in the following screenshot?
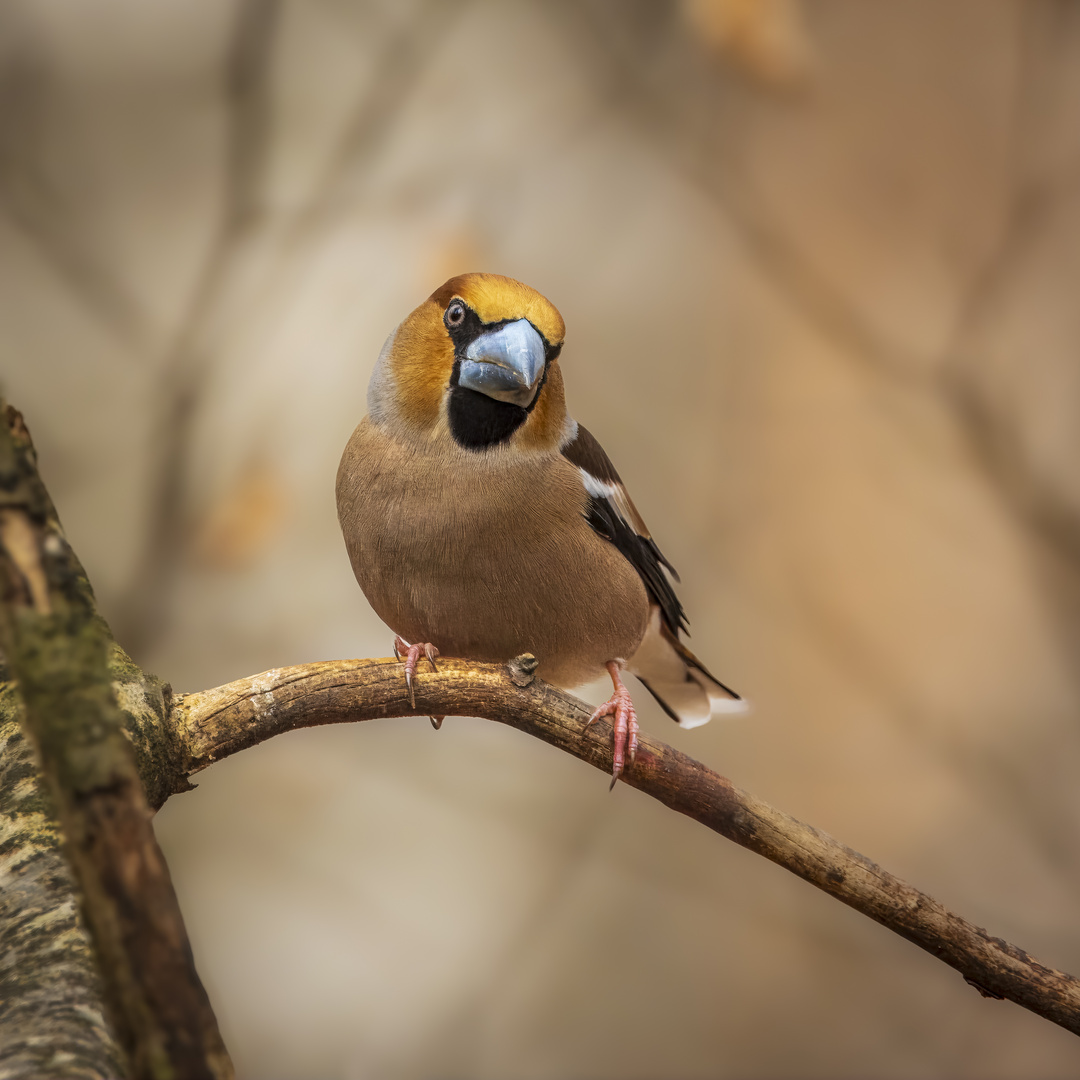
[628,607,747,729]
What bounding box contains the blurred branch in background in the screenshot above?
[943,0,1080,575]
[112,0,281,655]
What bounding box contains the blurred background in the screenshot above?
[4,0,1080,1076]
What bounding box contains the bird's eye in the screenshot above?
[445,300,466,328]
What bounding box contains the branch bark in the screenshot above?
[0,679,127,1079]
[171,656,1080,1039]
[0,405,232,1080]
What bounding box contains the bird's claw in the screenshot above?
[584,665,638,788]
[393,636,439,710]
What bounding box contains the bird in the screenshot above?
[336,272,744,785]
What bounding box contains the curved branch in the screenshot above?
[174,656,1080,1039]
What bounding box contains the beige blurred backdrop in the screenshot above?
[4,0,1080,1076]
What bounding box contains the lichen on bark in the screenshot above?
[0,680,126,1079]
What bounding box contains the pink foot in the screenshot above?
[583,660,638,789]
[393,635,440,715]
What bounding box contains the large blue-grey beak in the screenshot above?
[458,319,546,408]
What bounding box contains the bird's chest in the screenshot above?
[342,435,580,626]
[357,456,554,579]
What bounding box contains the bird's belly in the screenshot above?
[340,440,648,688]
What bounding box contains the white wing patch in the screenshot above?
[578,468,645,535]
[579,470,618,501]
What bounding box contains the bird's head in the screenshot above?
[368,273,571,452]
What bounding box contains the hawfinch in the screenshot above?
[336,273,743,784]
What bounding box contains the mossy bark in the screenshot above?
[0,679,126,1079]
[107,647,192,814]
[0,637,196,1080]
[0,405,231,1080]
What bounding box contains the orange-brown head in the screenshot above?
[368,273,571,453]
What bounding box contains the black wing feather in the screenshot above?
[582,496,687,635]
[563,424,688,636]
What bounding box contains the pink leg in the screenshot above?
[393,635,440,714]
[583,660,639,789]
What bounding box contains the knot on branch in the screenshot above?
[507,652,538,687]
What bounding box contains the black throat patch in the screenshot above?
[447,377,529,449]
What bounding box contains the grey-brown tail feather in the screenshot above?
[628,607,746,729]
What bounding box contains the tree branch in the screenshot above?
[172,656,1080,1039]
[0,404,232,1080]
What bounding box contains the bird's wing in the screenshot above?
[561,422,686,636]
[561,422,745,726]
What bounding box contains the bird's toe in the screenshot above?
[392,636,439,710]
[586,682,638,788]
